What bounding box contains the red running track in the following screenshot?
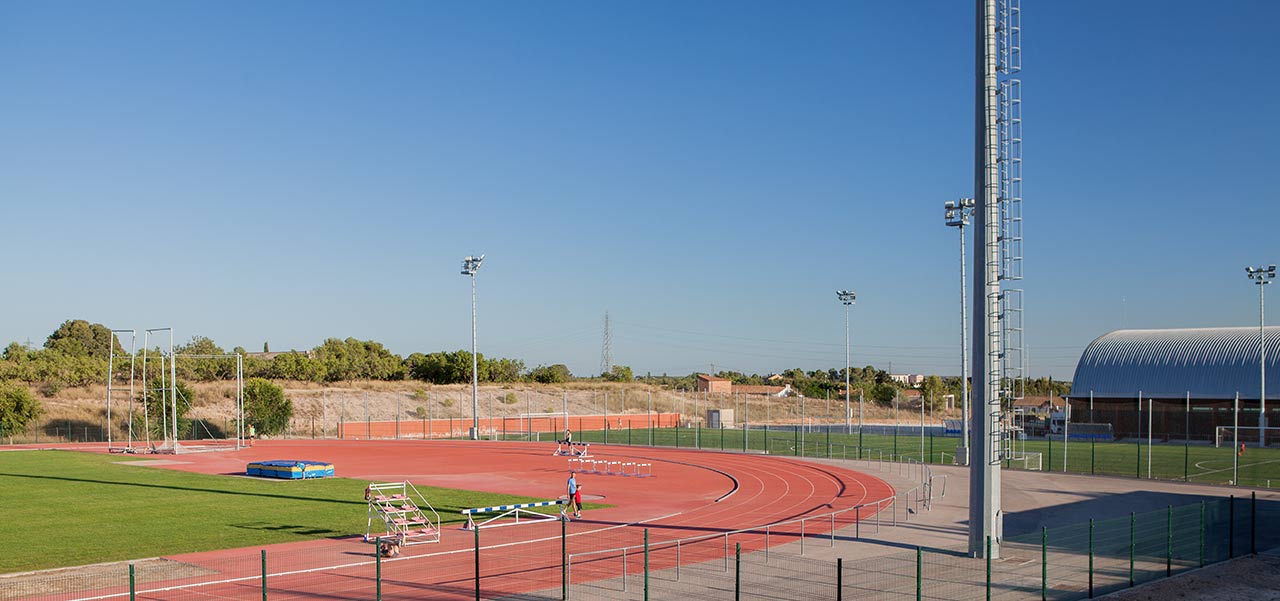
[39,440,894,600]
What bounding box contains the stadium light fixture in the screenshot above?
[461,254,485,440]
[1247,264,1275,447]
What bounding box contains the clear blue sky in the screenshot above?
[3,1,1278,380]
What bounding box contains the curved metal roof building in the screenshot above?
[1069,327,1280,400]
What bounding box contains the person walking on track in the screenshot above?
[566,470,582,520]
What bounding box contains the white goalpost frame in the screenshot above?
[1215,426,1280,448]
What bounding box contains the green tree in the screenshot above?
[270,352,324,382]
[486,357,524,383]
[529,364,572,384]
[175,336,234,381]
[0,382,42,441]
[920,375,947,410]
[264,341,270,353]
[312,338,404,382]
[244,378,294,435]
[603,365,634,382]
[44,319,120,359]
[870,382,899,405]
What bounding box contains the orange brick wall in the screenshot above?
[336,413,680,439]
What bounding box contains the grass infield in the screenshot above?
[0,451,594,574]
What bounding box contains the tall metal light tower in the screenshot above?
[944,198,974,466]
[837,290,856,435]
[970,0,1022,559]
[461,254,485,440]
[600,311,613,377]
[1246,264,1275,447]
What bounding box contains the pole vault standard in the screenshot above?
[106,329,136,450]
[143,328,177,452]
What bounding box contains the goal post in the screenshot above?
[1214,426,1280,448]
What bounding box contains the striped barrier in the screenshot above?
[461,499,567,530]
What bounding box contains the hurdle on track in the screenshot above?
[553,441,592,458]
[461,499,568,530]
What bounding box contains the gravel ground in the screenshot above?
[1102,550,1280,600]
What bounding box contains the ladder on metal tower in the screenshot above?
[992,0,1024,465]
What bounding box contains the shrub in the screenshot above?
[0,382,42,440]
[244,378,293,436]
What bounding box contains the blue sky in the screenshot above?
[2,1,1278,380]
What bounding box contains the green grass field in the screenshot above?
[570,426,1280,488]
[0,451,578,574]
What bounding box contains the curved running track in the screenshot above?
[75,440,895,600]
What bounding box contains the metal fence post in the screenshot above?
[129,564,135,601]
[1166,506,1172,577]
[1199,501,1205,568]
[1042,526,1047,600]
[734,542,741,601]
[1129,512,1135,588]
[644,528,650,601]
[986,536,992,601]
[855,506,861,539]
[562,516,567,600]
[1251,491,1257,555]
[1088,519,1094,599]
[261,549,267,601]
[474,525,481,601]
[676,539,681,580]
[837,557,843,601]
[376,537,382,601]
[1229,495,1235,559]
[916,546,922,601]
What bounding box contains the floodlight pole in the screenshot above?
[945,199,974,465]
[838,290,857,435]
[462,255,485,440]
[969,0,1003,559]
[1247,265,1275,447]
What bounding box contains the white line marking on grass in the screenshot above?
[1190,458,1280,478]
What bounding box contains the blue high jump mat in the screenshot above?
[246,460,335,479]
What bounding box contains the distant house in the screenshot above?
[890,374,926,387]
[1011,396,1058,416]
[696,374,732,394]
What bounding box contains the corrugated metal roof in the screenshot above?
[1069,327,1280,400]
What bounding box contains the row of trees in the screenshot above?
[4,318,1068,401]
[0,320,587,388]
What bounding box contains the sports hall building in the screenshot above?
[1065,327,1280,443]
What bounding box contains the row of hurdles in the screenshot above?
[568,456,652,477]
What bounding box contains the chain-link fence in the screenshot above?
[3,484,1275,600]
